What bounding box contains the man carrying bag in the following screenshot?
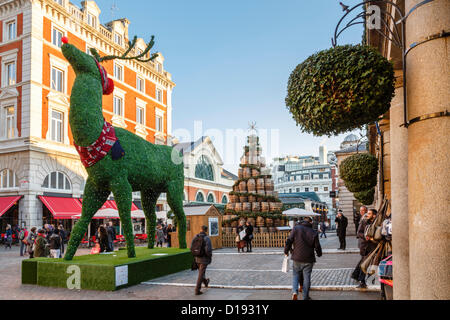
[190,225,213,295]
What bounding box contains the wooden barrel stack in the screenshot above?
[225,134,285,233]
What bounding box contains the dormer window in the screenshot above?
[156,62,163,73]
[87,13,97,28]
[114,33,122,46]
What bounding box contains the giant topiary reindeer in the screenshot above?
[61,35,186,260]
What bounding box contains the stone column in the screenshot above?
[405,0,450,299]
[390,80,410,299]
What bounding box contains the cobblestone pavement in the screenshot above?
[0,235,379,300]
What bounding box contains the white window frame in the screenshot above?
[5,61,16,86]
[156,62,163,73]
[113,62,123,81]
[51,25,65,48]
[0,50,18,88]
[49,54,69,94]
[42,171,72,193]
[53,0,64,6]
[114,32,122,46]
[6,20,16,41]
[136,105,145,125]
[136,75,145,93]
[0,169,19,190]
[50,109,64,143]
[0,98,18,140]
[113,95,123,117]
[155,88,163,103]
[51,66,65,93]
[87,12,97,28]
[2,16,17,43]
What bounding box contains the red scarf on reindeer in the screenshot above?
[74,120,118,168]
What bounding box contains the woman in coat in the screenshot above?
[243,221,254,252]
[236,220,246,253]
[156,225,165,247]
[98,226,110,252]
[4,224,13,249]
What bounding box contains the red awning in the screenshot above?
[0,196,22,217]
[75,199,141,219]
[39,196,83,219]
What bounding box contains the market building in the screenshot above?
[0,0,175,232]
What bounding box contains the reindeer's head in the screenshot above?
[61,35,159,95]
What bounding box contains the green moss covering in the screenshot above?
[60,39,186,261]
[22,247,192,291]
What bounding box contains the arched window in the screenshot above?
[196,191,205,202]
[207,193,215,203]
[195,155,214,181]
[221,195,228,204]
[42,171,71,192]
[0,169,19,189]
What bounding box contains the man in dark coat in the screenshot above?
[353,208,378,288]
[191,225,213,295]
[354,206,367,234]
[335,210,348,250]
[106,221,116,251]
[284,217,322,300]
[243,221,254,253]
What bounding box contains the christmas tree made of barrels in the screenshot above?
[224,134,287,233]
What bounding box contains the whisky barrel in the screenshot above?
[243,167,251,178]
[239,180,247,192]
[248,195,257,202]
[259,227,267,233]
[265,190,273,197]
[251,202,260,212]
[274,218,282,227]
[269,202,277,211]
[268,227,276,233]
[226,203,235,211]
[239,196,248,203]
[251,169,260,177]
[265,218,273,227]
[238,168,243,179]
[257,189,266,196]
[247,178,256,192]
[256,178,265,190]
[264,178,273,190]
[246,217,255,226]
[261,202,269,212]
[256,216,265,227]
[229,194,238,203]
[242,202,251,212]
[234,203,242,212]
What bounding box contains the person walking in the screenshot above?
[353,208,378,288]
[19,227,29,256]
[319,221,327,238]
[236,220,245,253]
[284,217,322,300]
[97,226,110,252]
[166,224,173,248]
[58,225,66,258]
[106,221,116,252]
[4,224,13,250]
[190,225,212,295]
[156,225,165,247]
[33,229,49,258]
[335,210,348,250]
[49,228,62,258]
[243,221,254,252]
[26,227,37,258]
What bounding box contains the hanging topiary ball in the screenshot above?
[340,153,378,192]
[285,44,395,136]
[354,188,375,205]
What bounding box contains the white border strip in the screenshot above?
[207,268,354,272]
[214,249,359,255]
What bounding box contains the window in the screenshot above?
[305,187,309,192]
[136,76,144,92]
[324,187,329,191]
[53,0,64,5]
[313,174,320,179]
[4,106,15,139]
[51,67,64,92]
[42,171,71,191]
[136,106,144,125]
[296,188,300,192]
[6,21,16,41]
[155,115,162,132]
[314,187,319,192]
[195,156,214,181]
[114,63,123,81]
[323,174,329,179]
[196,192,205,202]
[304,175,309,180]
[5,62,16,86]
[113,96,123,117]
[156,62,162,73]
[114,33,122,46]
[52,27,64,47]
[156,88,162,102]
[87,13,97,28]
[0,169,18,189]
[207,193,214,203]
[221,195,228,204]
[51,110,63,142]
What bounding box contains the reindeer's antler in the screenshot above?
[90,35,159,63]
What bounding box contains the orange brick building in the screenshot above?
[0,0,175,230]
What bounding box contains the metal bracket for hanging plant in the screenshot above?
[331,0,450,128]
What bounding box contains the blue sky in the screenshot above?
[75,0,364,173]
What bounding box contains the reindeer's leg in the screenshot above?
[110,179,135,258]
[141,190,160,249]
[167,179,187,249]
[64,179,110,260]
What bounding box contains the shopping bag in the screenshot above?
[281,256,290,273]
[239,230,246,240]
[90,243,100,254]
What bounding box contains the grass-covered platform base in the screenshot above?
[22,247,192,291]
